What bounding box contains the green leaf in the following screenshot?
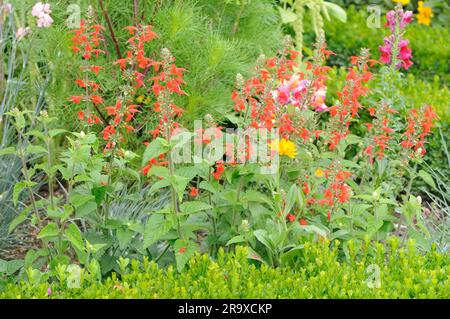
[117,229,134,250]
[6,260,24,275]
[148,166,170,179]
[323,2,347,23]
[65,223,84,252]
[179,201,212,215]
[170,175,190,202]
[198,181,216,193]
[246,247,268,266]
[143,214,173,249]
[76,202,97,218]
[91,185,107,205]
[48,129,68,137]
[285,184,304,213]
[13,181,36,206]
[0,259,7,273]
[37,222,59,239]
[278,7,297,24]
[174,239,199,272]
[26,145,48,155]
[297,224,328,238]
[0,147,16,156]
[8,206,32,234]
[253,229,273,253]
[418,170,436,189]
[142,138,170,166]
[26,129,45,140]
[148,179,170,194]
[70,193,95,206]
[70,193,97,217]
[330,229,350,240]
[226,235,245,246]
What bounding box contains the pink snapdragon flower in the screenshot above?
[313,87,328,112]
[379,36,413,70]
[275,75,328,111]
[379,9,413,70]
[276,75,308,105]
[31,2,53,28]
[385,8,413,32]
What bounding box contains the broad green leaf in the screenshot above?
[65,223,84,252]
[148,179,170,194]
[37,222,59,239]
[26,129,45,140]
[418,170,436,189]
[285,184,304,213]
[26,145,48,155]
[142,138,170,166]
[174,239,199,272]
[143,214,173,248]
[0,259,7,273]
[91,185,107,205]
[246,247,268,266]
[170,175,190,202]
[179,201,212,215]
[70,193,96,207]
[8,206,32,234]
[117,229,134,250]
[6,260,24,275]
[323,2,347,23]
[13,181,36,206]
[226,235,245,246]
[148,165,169,179]
[253,229,273,253]
[198,181,216,193]
[76,201,97,218]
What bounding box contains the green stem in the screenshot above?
[17,131,41,226]
[44,123,54,209]
[231,177,244,231]
[231,2,245,36]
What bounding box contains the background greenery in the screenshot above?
[1,242,449,298]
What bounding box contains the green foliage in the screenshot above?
[313,6,450,84]
[278,0,347,61]
[1,241,449,298]
[331,0,449,26]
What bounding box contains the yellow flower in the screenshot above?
[315,168,324,178]
[270,138,297,159]
[393,0,410,5]
[136,95,145,103]
[417,1,433,26]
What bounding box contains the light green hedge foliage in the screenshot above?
[326,68,450,123]
[314,6,450,84]
[1,240,449,299]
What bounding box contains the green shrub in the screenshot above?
[331,0,449,26]
[326,68,450,123]
[1,240,449,299]
[312,6,450,84]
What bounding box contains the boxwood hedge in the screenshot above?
[1,240,449,299]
